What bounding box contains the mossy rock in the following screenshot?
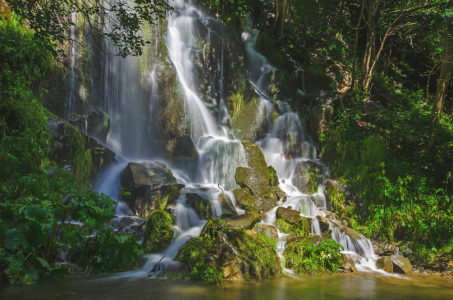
[276,207,303,224]
[226,211,261,230]
[291,161,322,194]
[87,109,110,142]
[326,178,359,216]
[268,166,279,186]
[255,186,279,212]
[176,237,207,269]
[186,193,213,220]
[142,210,175,254]
[231,82,270,142]
[205,229,282,280]
[276,217,310,237]
[316,215,330,233]
[242,142,269,181]
[134,183,184,218]
[376,256,393,272]
[232,188,256,209]
[272,186,285,200]
[339,254,357,273]
[286,235,321,246]
[200,218,230,240]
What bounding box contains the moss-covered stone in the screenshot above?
[276,207,303,224]
[276,218,310,237]
[339,254,357,273]
[176,237,207,269]
[316,215,330,233]
[253,224,279,241]
[133,183,184,218]
[226,211,261,230]
[326,178,359,216]
[186,193,213,220]
[390,255,413,274]
[231,82,270,142]
[255,186,279,212]
[87,109,110,142]
[205,229,282,280]
[268,165,279,186]
[142,210,175,253]
[232,188,255,209]
[376,256,393,272]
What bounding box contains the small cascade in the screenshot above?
[66,9,77,119]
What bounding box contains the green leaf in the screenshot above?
[4,229,28,251]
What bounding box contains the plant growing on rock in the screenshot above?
[142,210,174,253]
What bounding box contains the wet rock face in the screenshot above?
[291,160,323,194]
[253,224,278,241]
[205,229,282,280]
[268,165,279,187]
[232,188,255,209]
[316,215,330,233]
[186,193,213,220]
[339,254,357,273]
[276,208,310,237]
[255,186,279,212]
[87,109,110,142]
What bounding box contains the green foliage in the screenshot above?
[142,210,174,253]
[306,167,319,195]
[0,17,142,284]
[284,239,344,275]
[276,219,310,237]
[7,0,171,58]
[320,89,453,261]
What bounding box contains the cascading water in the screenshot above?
[92,0,385,279]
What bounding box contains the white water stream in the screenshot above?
[93,0,385,278]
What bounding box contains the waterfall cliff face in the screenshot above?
[73,0,381,277]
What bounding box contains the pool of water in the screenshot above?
[2,273,453,300]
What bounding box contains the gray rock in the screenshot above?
[186,193,213,220]
[253,224,278,240]
[87,109,110,142]
[219,193,237,216]
[291,160,323,194]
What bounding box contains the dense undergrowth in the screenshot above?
[320,86,453,262]
[0,15,143,284]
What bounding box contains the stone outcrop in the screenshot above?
[339,254,357,273]
[219,193,238,216]
[376,255,413,274]
[276,207,310,236]
[120,162,184,217]
[142,210,175,253]
[225,211,261,230]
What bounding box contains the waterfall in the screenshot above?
[93,0,382,278]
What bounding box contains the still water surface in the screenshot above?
[1,273,453,300]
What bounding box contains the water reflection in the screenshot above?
[2,274,453,300]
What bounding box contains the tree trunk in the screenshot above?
[351,0,366,90]
[272,0,288,40]
[426,34,453,149]
[362,0,379,87]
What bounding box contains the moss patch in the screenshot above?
[142,210,174,253]
[276,218,310,236]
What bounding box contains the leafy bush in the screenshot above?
[0,15,143,284]
[284,239,344,275]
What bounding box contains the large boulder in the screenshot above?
[205,229,282,280]
[226,211,261,230]
[120,162,181,216]
[254,186,279,212]
[132,183,184,218]
[292,160,323,194]
[390,255,413,274]
[142,210,175,253]
[316,215,330,233]
[110,216,146,241]
[87,109,110,142]
[186,193,213,220]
